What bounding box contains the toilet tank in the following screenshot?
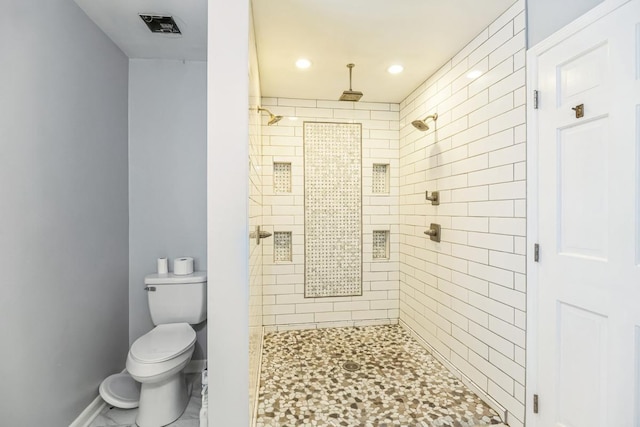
[144,271,207,325]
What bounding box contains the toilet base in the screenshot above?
[136,372,190,427]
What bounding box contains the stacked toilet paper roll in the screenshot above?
[157,257,169,274]
[174,257,194,275]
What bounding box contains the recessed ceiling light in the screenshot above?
[295,58,312,69]
[467,70,483,79]
[387,64,404,74]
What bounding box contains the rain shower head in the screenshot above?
[339,63,363,102]
[258,107,283,126]
[411,113,438,131]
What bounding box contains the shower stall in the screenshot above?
[209,1,528,426]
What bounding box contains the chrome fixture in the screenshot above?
[425,191,439,206]
[424,223,441,243]
[339,63,363,102]
[250,225,272,245]
[411,113,438,131]
[257,107,283,126]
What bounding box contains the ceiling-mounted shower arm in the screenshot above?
[339,63,363,102]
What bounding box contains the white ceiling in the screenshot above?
[74,0,517,103]
[252,0,517,103]
[73,0,207,61]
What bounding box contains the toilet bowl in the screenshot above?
[126,322,196,427]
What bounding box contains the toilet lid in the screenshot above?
[130,323,196,363]
[99,373,140,409]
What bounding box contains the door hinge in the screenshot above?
[533,90,539,109]
[534,243,540,262]
[533,394,539,413]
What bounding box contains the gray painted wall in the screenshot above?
[527,0,604,46]
[0,1,129,425]
[129,59,208,359]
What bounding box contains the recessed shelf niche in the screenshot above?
[274,231,292,263]
[372,230,390,260]
[372,164,389,194]
[273,162,292,193]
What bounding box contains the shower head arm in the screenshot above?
[421,113,438,122]
[256,106,283,125]
[347,63,355,90]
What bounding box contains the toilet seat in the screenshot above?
[99,373,140,409]
[130,323,196,363]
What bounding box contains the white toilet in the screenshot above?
[125,271,207,427]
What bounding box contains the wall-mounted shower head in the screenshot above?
[411,113,438,131]
[339,63,363,102]
[267,114,283,126]
[258,107,283,126]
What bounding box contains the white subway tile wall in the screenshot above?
[398,1,526,425]
[261,98,400,330]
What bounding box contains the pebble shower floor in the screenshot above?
[257,325,507,427]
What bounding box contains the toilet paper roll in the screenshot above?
[174,257,194,276]
[157,257,168,275]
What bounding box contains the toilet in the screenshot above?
[121,271,207,427]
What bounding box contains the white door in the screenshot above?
[535,1,640,426]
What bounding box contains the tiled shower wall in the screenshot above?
[398,1,527,426]
[260,98,400,330]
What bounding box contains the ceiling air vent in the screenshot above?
[139,15,181,34]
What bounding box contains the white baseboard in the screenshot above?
[399,320,509,424]
[68,394,106,427]
[185,359,207,374]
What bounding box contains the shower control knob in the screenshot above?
[424,223,441,243]
[250,225,272,245]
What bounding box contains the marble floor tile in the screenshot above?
[257,325,506,427]
[89,373,202,427]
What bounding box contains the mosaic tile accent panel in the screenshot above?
[304,122,362,298]
[372,163,390,194]
[373,230,390,260]
[273,162,292,193]
[257,325,505,427]
[274,231,292,263]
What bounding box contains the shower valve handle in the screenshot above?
[424,223,441,243]
[425,191,439,206]
[250,225,272,245]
